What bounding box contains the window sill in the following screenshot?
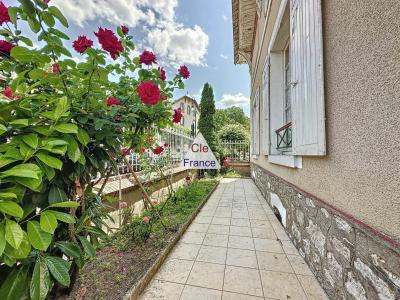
[268,154,302,169]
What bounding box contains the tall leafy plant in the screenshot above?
[0,0,189,298]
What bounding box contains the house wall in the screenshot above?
[172,96,200,132]
[247,0,400,298]
[250,0,400,241]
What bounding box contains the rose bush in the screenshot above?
[0,0,188,299]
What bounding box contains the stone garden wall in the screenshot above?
[252,163,400,300]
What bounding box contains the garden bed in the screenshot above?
[62,179,218,300]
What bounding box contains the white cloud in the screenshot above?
[222,15,228,21]
[218,93,250,114]
[220,54,228,60]
[148,23,209,67]
[53,0,209,67]
[53,0,177,27]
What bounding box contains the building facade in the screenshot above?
[172,95,200,137]
[232,0,400,299]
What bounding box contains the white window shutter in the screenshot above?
[262,57,270,155]
[252,89,260,156]
[290,0,326,155]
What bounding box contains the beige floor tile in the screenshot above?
[170,243,200,260]
[194,216,213,224]
[231,218,251,227]
[281,240,299,255]
[188,222,210,233]
[222,291,264,300]
[253,238,284,253]
[223,266,264,297]
[226,248,258,269]
[140,280,184,300]
[180,285,222,300]
[181,231,206,245]
[248,212,268,220]
[256,252,294,273]
[260,270,307,300]
[215,210,232,218]
[203,233,229,247]
[232,211,249,219]
[187,261,225,290]
[250,219,272,228]
[228,235,255,250]
[230,226,252,237]
[298,275,330,300]
[287,255,313,275]
[251,227,277,239]
[208,224,230,235]
[154,258,194,284]
[197,245,227,264]
[212,217,231,225]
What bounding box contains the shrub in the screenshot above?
[218,123,249,142]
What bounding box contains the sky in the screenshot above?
[8,0,251,114]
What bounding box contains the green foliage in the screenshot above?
[215,106,250,132]
[0,0,186,298]
[198,83,217,152]
[218,123,249,142]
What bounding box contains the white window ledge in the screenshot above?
[268,154,302,169]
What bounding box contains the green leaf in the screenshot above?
[77,235,96,258]
[0,124,7,135]
[40,211,58,234]
[4,232,31,259]
[1,163,41,179]
[54,123,78,134]
[9,118,29,126]
[0,265,29,300]
[36,151,63,170]
[49,210,75,224]
[8,7,18,25]
[28,16,41,33]
[0,201,24,218]
[48,6,68,27]
[48,28,70,40]
[41,11,55,27]
[48,186,68,204]
[0,223,6,256]
[76,128,90,146]
[15,176,42,192]
[65,135,81,162]
[18,36,33,47]
[27,221,52,251]
[44,256,70,287]
[36,159,55,181]
[5,220,24,249]
[30,257,52,300]
[19,0,36,15]
[0,192,17,200]
[20,141,35,160]
[49,201,79,208]
[55,241,81,258]
[22,133,39,149]
[54,96,69,119]
[11,46,35,63]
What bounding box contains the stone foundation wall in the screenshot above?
[251,163,400,300]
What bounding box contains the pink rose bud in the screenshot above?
[119,201,128,209]
[143,216,150,224]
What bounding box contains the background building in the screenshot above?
[172,95,200,137]
[232,0,400,299]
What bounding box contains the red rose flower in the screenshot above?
[0,40,14,54]
[120,147,130,155]
[140,147,146,153]
[121,26,129,35]
[3,86,13,99]
[178,65,190,79]
[0,2,10,25]
[143,216,150,224]
[136,81,161,105]
[185,175,191,181]
[95,28,123,59]
[43,0,50,4]
[164,143,169,148]
[152,146,164,155]
[172,108,183,123]
[73,35,93,53]
[139,50,157,65]
[158,67,166,81]
[52,63,60,73]
[106,96,121,106]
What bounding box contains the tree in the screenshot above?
[214,106,250,133]
[198,83,217,152]
[218,124,249,142]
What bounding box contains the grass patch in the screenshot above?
[66,178,218,300]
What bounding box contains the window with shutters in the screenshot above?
[251,88,260,156]
[261,0,325,168]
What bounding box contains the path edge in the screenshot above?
[123,179,220,300]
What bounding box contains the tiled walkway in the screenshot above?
[140,178,329,300]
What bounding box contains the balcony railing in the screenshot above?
[276,122,292,151]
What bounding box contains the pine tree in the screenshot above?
[198,83,217,152]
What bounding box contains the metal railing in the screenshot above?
[220,140,250,162]
[276,122,292,151]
